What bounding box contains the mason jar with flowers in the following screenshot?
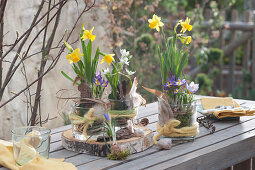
[62,24,113,140]
[100,49,145,128]
[145,15,199,142]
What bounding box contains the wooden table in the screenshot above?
[1,98,255,170]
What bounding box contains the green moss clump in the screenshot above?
[107,150,130,160]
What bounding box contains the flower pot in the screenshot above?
[108,99,138,127]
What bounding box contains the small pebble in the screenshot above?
[134,128,144,137]
[157,138,172,150]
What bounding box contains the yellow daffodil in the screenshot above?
[179,36,191,44]
[66,48,83,64]
[180,17,192,33]
[148,14,164,32]
[100,54,115,65]
[81,27,96,42]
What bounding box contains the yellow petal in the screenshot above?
[66,54,72,60]
[91,34,96,42]
[74,48,80,53]
[187,25,192,31]
[100,57,105,64]
[90,27,94,33]
[156,26,160,32]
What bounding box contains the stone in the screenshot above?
[157,138,172,150]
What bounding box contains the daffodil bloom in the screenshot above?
[81,27,96,42]
[100,54,115,65]
[148,14,164,32]
[180,17,192,33]
[179,36,192,44]
[66,48,83,64]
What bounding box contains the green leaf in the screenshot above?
[176,51,188,78]
[77,60,85,79]
[61,71,80,85]
[86,40,92,82]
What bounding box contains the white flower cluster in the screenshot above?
[102,49,135,76]
[120,49,132,66]
[102,67,110,75]
[120,49,135,75]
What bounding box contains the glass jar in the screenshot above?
[108,99,138,127]
[168,102,198,140]
[70,105,104,140]
[12,126,51,166]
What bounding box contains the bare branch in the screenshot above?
[30,0,64,126]
[0,0,96,108]
[0,0,45,101]
[1,0,68,60]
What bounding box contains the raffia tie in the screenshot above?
[69,108,138,139]
[153,119,198,144]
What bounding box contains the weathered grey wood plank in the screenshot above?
[100,117,255,169]
[145,128,255,170]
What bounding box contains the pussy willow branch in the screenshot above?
[0,0,45,101]
[0,0,96,108]
[0,0,67,60]
[1,0,67,98]
[0,0,8,93]
[30,0,64,126]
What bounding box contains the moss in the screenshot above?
[173,105,194,128]
[107,150,130,160]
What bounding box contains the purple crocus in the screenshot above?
[186,82,199,94]
[163,75,176,90]
[175,78,186,86]
[93,77,101,86]
[173,89,179,94]
[168,75,176,85]
[101,80,109,88]
[104,113,110,121]
[95,71,102,80]
[94,72,104,86]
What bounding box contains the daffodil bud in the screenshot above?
[64,41,73,52]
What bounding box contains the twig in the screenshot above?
[0,0,96,108]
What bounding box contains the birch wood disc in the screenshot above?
[61,126,154,157]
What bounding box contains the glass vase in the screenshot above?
[169,102,198,140]
[12,126,51,166]
[109,99,138,128]
[70,105,104,140]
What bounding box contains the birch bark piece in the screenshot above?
[61,126,154,157]
[158,97,174,126]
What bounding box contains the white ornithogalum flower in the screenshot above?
[120,49,130,58]
[120,56,129,65]
[126,68,136,75]
[102,67,110,74]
